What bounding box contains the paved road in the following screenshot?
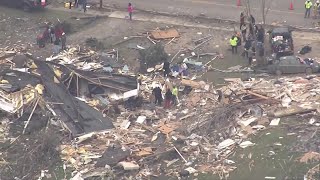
[101,0,318,28]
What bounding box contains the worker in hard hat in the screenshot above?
[305,0,313,18]
[230,35,239,54]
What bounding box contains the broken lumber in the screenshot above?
[170,49,182,63]
[191,36,213,51]
[244,90,269,100]
[151,29,179,40]
[270,106,316,118]
[22,97,40,134]
[181,79,203,89]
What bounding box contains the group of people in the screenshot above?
[37,24,67,54]
[68,0,87,12]
[304,0,320,18]
[151,60,180,109]
[152,83,179,109]
[229,13,265,66]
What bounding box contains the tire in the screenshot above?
[305,67,312,75]
[275,69,282,76]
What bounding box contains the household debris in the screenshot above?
[1,44,320,180]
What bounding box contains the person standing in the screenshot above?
[54,25,63,41]
[163,60,171,77]
[240,24,247,41]
[242,40,251,58]
[49,25,55,43]
[313,0,320,18]
[128,3,133,20]
[53,38,61,54]
[240,12,245,29]
[172,86,179,105]
[61,33,66,50]
[69,1,72,9]
[83,0,87,13]
[152,86,163,105]
[78,0,83,10]
[250,14,255,25]
[230,35,238,54]
[75,0,78,8]
[247,47,254,66]
[164,89,173,108]
[305,0,313,18]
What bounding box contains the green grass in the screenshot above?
[199,118,317,180]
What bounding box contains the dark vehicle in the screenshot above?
[268,56,319,75]
[269,27,294,58]
[0,0,47,11]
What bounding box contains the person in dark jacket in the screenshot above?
[83,0,87,13]
[163,60,171,77]
[164,89,173,108]
[240,12,245,29]
[152,86,163,105]
[242,40,252,58]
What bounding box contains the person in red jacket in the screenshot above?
[128,3,133,20]
[55,26,64,40]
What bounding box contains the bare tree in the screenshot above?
[100,0,103,9]
[261,0,275,25]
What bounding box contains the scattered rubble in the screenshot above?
[1,27,320,179]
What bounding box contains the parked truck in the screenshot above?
[0,0,47,11]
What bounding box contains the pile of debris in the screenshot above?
[1,44,320,179]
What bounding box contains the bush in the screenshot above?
[139,44,168,72]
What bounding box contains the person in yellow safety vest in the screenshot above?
[172,86,179,105]
[230,36,238,54]
[305,0,313,18]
